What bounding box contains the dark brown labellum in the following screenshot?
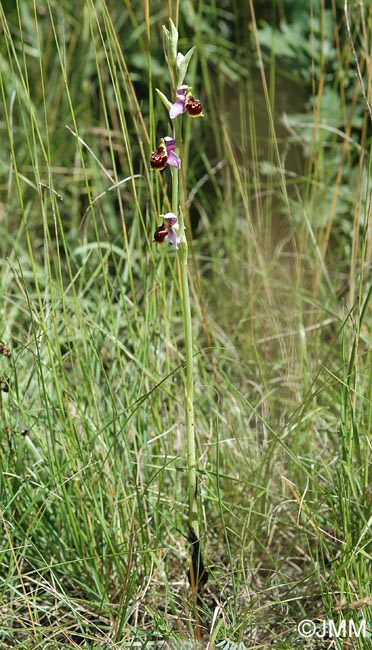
[185,95,203,117]
[153,224,168,244]
[150,147,168,170]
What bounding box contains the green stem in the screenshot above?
[171,159,178,216]
[180,236,199,537]
[170,163,199,538]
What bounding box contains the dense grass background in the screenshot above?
[1,0,372,647]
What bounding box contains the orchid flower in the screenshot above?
[153,212,181,249]
[150,137,181,170]
[169,85,204,119]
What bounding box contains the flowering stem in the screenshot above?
[179,231,199,538]
[170,163,199,539]
[171,152,178,216]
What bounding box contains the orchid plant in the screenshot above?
[150,19,207,630]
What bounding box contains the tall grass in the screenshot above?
[1,0,372,648]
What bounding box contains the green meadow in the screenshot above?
[1,1,372,647]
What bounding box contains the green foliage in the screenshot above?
[1,0,372,647]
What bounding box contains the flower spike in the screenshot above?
[150,137,181,171]
[169,86,204,119]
